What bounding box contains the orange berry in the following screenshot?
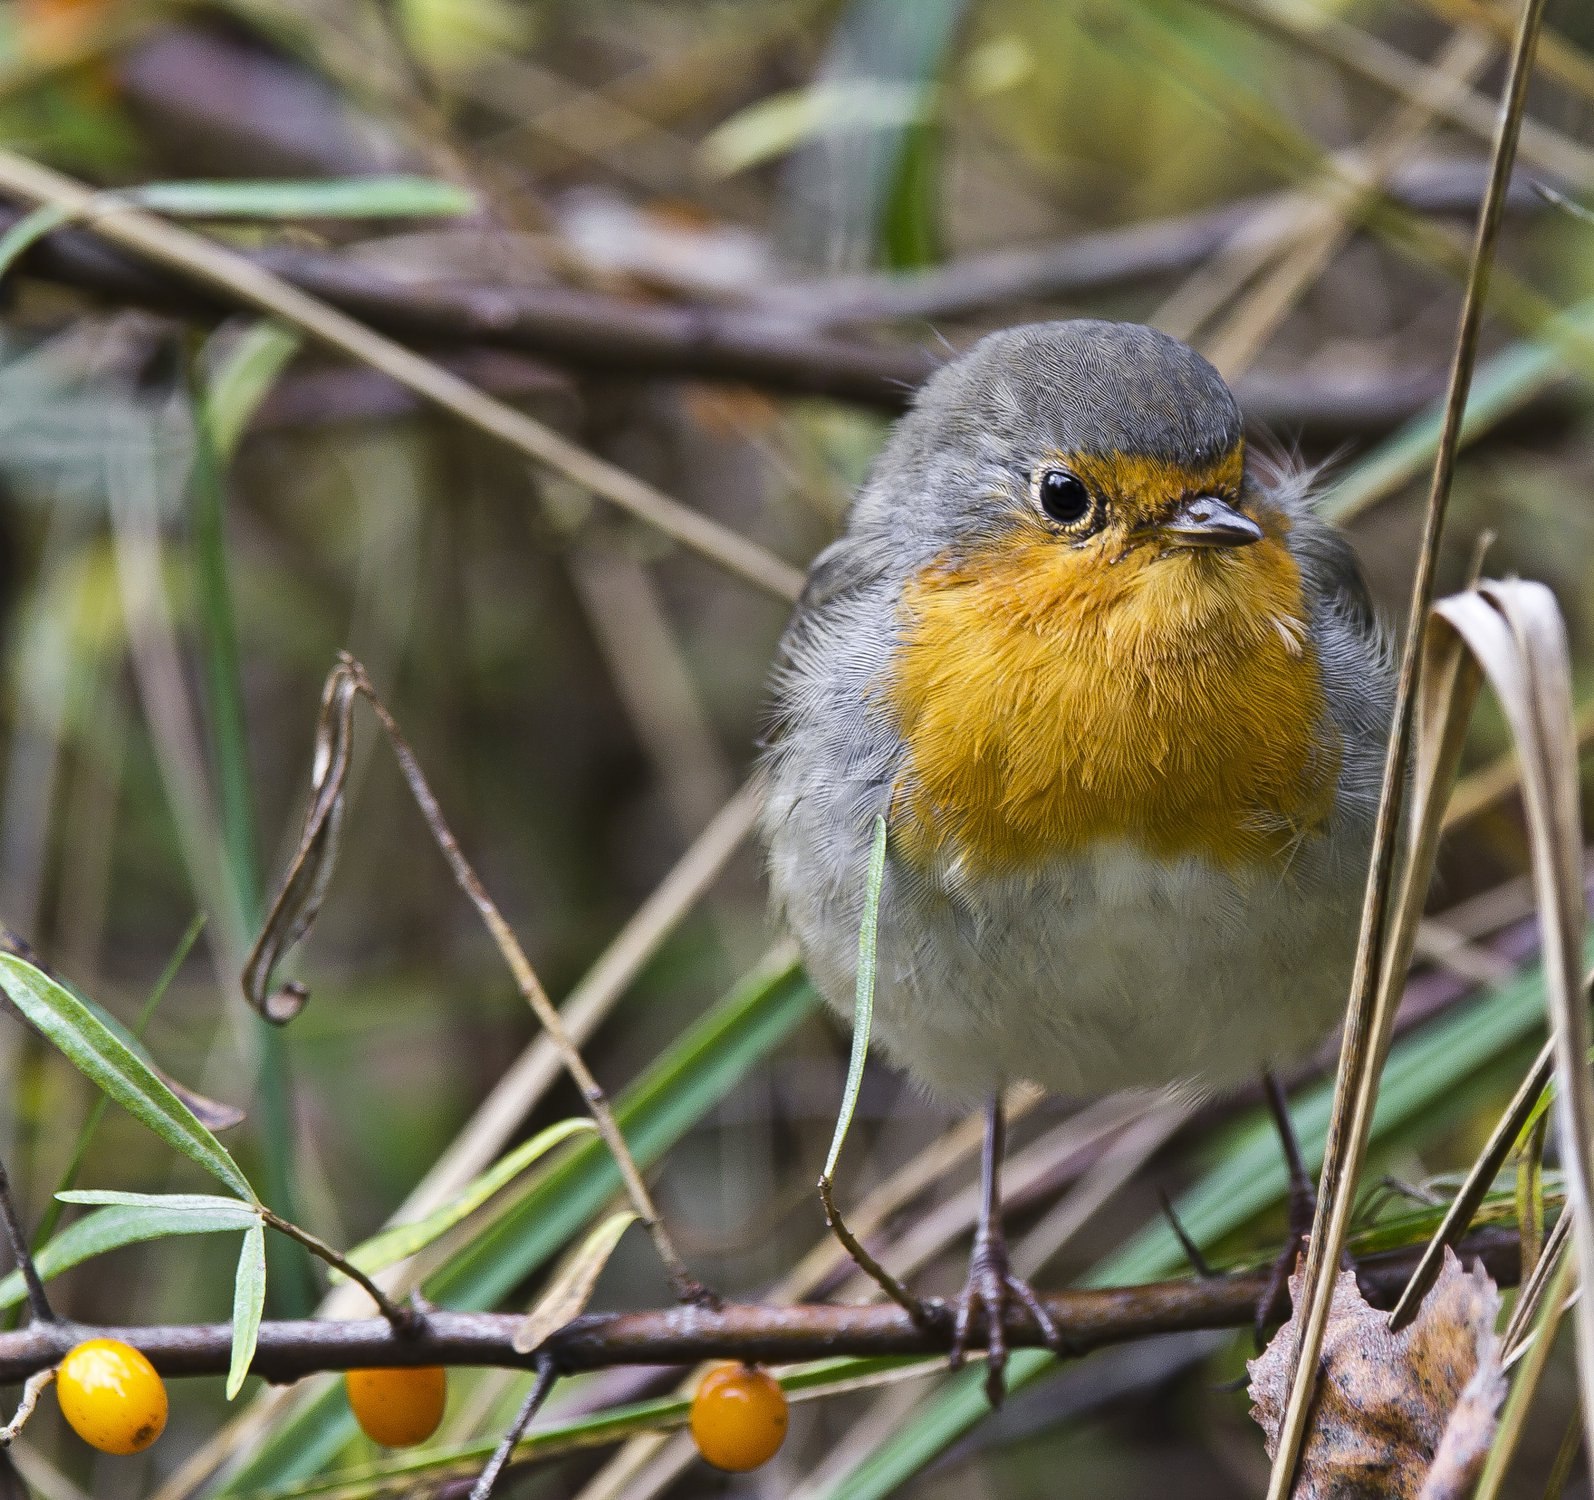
[56,1339,168,1455]
[690,1362,788,1472]
[345,1366,447,1447]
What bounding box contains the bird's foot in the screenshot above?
[949,1229,1064,1407]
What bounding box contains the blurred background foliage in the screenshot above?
[0,0,1592,1495]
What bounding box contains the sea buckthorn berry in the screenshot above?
[56,1339,168,1455]
[345,1366,447,1448]
[690,1362,788,1472]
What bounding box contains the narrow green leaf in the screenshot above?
[0,202,76,282]
[1,1200,260,1310]
[201,322,302,459]
[228,1221,268,1400]
[58,1190,259,1212]
[344,1118,597,1276]
[1322,297,1594,523]
[0,954,256,1202]
[131,177,477,221]
[699,81,934,177]
[823,815,887,1181]
[35,911,207,1249]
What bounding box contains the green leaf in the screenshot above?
[131,177,477,222]
[344,1118,597,1276]
[823,815,887,1182]
[58,1190,260,1211]
[0,954,256,1202]
[0,1198,260,1310]
[228,1221,268,1401]
[699,80,935,177]
[0,202,77,282]
[200,322,303,460]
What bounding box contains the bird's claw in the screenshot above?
[948,1234,1064,1407]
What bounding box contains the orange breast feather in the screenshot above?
[887,514,1339,873]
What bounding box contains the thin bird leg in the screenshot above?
[1255,1069,1319,1340]
[949,1093,1065,1407]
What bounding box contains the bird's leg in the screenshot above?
[949,1093,1065,1407]
[1255,1070,1318,1340]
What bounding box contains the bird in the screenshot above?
[758,318,1395,1401]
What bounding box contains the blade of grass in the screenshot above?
[189,333,316,1313]
[816,815,920,1318]
[132,177,476,220]
[344,1120,596,1277]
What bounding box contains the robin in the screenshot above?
[759,319,1394,1399]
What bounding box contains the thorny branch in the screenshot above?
[0,1231,1521,1388]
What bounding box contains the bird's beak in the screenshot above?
[1160,494,1263,549]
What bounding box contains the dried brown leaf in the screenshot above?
[1249,1248,1504,1499]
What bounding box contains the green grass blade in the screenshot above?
[0,202,75,281]
[131,177,477,221]
[202,323,302,458]
[189,336,316,1311]
[344,1119,597,1276]
[0,954,256,1202]
[1321,298,1594,523]
[823,814,886,1182]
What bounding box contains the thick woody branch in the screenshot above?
[0,161,1543,422]
[0,1231,1519,1387]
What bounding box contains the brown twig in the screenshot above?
[257,1209,418,1336]
[469,1357,558,1500]
[816,1177,927,1325]
[0,1230,1522,1386]
[0,167,1537,412]
[0,1369,54,1446]
[341,660,708,1307]
[0,1160,53,1326]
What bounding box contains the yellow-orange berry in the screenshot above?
[690,1362,788,1472]
[345,1366,447,1447]
[56,1339,168,1455]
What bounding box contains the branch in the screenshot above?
[0,1231,1521,1386]
[0,149,804,602]
[0,162,1540,419]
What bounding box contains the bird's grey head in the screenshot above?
[853,320,1249,562]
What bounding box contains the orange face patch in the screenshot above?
[886,477,1338,874]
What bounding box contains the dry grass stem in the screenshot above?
[1265,2,1550,1489]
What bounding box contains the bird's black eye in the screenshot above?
[1036,469,1094,528]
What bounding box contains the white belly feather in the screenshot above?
[788,830,1369,1105]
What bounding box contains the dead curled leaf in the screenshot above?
[1249,1248,1505,1500]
